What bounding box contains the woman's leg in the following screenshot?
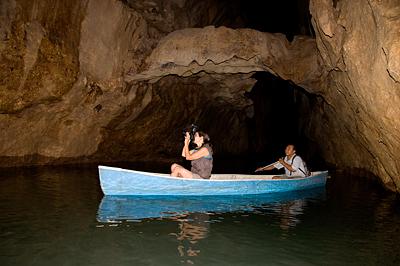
[171,163,180,173]
[171,164,193,178]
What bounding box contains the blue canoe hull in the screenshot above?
[98,166,328,196]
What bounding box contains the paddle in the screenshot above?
[254,161,278,172]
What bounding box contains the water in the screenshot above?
[0,165,399,266]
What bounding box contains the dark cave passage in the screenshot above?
[247,72,301,156]
[247,73,301,161]
[182,0,314,39]
[193,71,328,174]
[246,72,327,172]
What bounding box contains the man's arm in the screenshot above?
[278,158,295,172]
[255,162,277,172]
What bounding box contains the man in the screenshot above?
[255,144,309,179]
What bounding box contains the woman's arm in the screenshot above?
[184,146,209,161]
[181,145,186,157]
[182,132,190,157]
[181,132,210,160]
[182,133,190,158]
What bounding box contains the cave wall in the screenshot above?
[0,0,256,166]
[0,0,138,164]
[0,0,84,113]
[308,0,400,191]
[0,0,226,165]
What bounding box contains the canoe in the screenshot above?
[98,165,328,196]
[97,187,326,222]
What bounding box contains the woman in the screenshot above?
[171,131,213,179]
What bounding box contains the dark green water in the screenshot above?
[0,165,399,266]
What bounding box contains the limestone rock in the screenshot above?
[126,26,323,92]
[309,0,400,191]
[0,0,248,166]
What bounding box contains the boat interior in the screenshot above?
[209,171,323,180]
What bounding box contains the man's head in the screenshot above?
[285,144,296,157]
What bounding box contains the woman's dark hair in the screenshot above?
[197,131,210,144]
[197,131,213,155]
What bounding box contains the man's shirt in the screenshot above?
[274,154,307,177]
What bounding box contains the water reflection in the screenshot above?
[96,189,325,264]
[96,188,325,223]
[171,213,210,263]
[275,199,306,231]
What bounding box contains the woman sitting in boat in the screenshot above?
[171,131,213,179]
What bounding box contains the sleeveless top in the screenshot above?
[191,144,213,179]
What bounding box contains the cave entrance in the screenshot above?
[244,71,324,172]
[160,70,325,174]
[248,72,299,156]
[114,70,320,171]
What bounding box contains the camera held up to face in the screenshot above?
[182,124,199,143]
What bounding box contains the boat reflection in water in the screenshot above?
[97,188,325,261]
[96,187,325,223]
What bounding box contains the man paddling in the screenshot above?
[255,144,309,179]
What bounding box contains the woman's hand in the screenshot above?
[184,132,190,146]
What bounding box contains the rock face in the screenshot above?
[126,26,322,92]
[0,0,399,192]
[0,0,254,166]
[308,0,400,191]
[0,0,141,164]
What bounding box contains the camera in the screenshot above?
[183,124,199,142]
